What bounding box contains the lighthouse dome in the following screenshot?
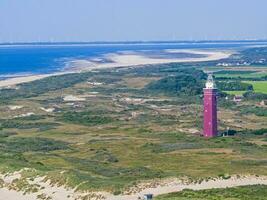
[205,74,216,89]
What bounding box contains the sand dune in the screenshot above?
[71,49,231,70]
[0,174,266,200]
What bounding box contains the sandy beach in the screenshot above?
[0,49,231,88]
[69,49,231,71]
[0,173,266,200]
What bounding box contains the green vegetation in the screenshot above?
[243,91,267,100]
[240,128,267,136]
[244,81,267,94]
[0,72,92,103]
[0,47,267,193]
[59,111,115,126]
[217,81,253,91]
[239,106,267,117]
[0,137,69,153]
[146,68,206,96]
[156,185,267,200]
[224,90,246,95]
[215,70,267,79]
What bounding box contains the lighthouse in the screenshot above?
[203,74,218,138]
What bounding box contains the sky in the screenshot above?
[1,0,267,42]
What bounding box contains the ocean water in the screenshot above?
[0,41,266,77]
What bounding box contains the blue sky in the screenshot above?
[1,0,267,42]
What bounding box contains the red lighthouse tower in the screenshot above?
[203,74,218,138]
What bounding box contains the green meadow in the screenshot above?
[223,90,246,95]
[215,70,267,79]
[244,81,267,94]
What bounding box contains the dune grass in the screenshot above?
[155,185,267,200]
[0,64,266,192]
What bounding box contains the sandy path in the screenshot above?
[105,176,267,200]
[0,175,266,200]
[0,49,231,88]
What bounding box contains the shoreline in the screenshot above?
[0,49,231,88]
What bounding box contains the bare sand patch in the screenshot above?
[63,95,86,102]
[8,105,24,110]
[40,107,55,113]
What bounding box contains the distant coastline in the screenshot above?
[1,39,267,46]
[4,40,267,88]
[1,41,263,76]
[0,49,231,88]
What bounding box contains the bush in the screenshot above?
[59,111,114,126]
[0,137,69,153]
[243,91,267,101]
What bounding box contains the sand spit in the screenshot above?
[0,173,266,200]
[0,50,231,88]
[71,50,231,71]
[0,71,73,89]
[0,74,52,88]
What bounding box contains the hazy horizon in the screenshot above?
[1,0,267,43]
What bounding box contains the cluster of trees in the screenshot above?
[146,68,207,96]
[216,75,267,81]
[216,81,253,91]
[214,70,258,75]
[59,111,114,126]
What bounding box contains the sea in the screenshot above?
[0,41,267,79]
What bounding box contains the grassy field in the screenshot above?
[244,81,267,94]
[156,185,267,200]
[215,70,267,79]
[223,90,246,95]
[0,63,266,194]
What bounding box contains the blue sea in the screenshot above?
[0,41,266,78]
